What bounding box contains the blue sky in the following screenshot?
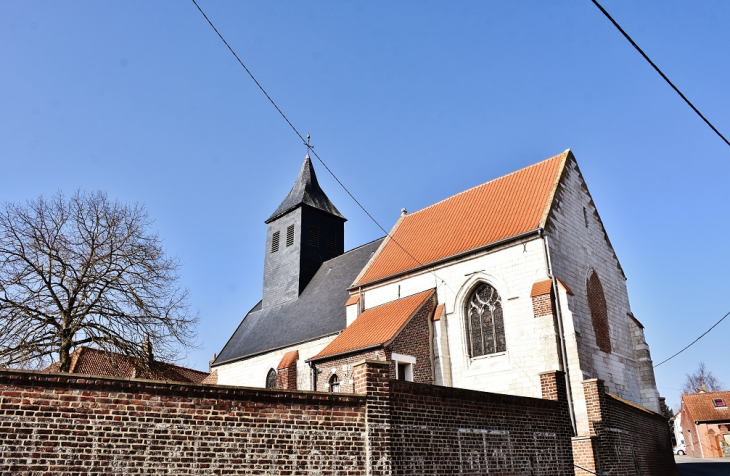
[1,1,728,408]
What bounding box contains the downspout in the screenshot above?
[308,361,317,392]
[541,228,577,435]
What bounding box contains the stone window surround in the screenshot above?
[392,352,415,382]
[452,273,511,372]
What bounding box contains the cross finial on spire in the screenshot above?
[305,133,313,159]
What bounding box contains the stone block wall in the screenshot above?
[546,156,661,415]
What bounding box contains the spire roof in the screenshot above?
[265,154,346,223]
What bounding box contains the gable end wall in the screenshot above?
[544,156,660,420]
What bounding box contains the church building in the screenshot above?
[212,149,663,440]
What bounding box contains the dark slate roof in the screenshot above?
[265,154,346,224]
[213,237,384,366]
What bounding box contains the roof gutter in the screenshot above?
[212,331,341,368]
[349,228,541,291]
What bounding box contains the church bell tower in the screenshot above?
[262,154,346,309]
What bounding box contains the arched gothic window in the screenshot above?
[329,374,340,393]
[587,270,612,353]
[265,368,277,389]
[465,283,505,357]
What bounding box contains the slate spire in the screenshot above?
[262,154,347,309]
[265,154,346,224]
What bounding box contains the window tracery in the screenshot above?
[465,283,505,357]
[265,368,277,389]
[329,374,340,393]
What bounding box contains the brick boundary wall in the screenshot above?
[0,368,368,475]
[576,378,678,476]
[2,365,586,475]
[384,370,575,475]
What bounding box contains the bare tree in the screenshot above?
[0,190,198,372]
[681,362,724,394]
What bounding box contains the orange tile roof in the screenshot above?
[312,289,435,360]
[201,370,219,385]
[530,278,574,297]
[354,151,569,286]
[43,346,211,384]
[683,391,730,423]
[277,350,299,370]
[345,295,360,306]
[530,280,553,297]
[433,304,444,321]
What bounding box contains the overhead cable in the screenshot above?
[190,0,451,291]
[653,309,730,368]
[590,0,730,148]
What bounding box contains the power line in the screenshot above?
[653,309,730,368]
[590,0,730,148]
[190,0,452,292]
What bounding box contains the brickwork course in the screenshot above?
[0,363,611,475]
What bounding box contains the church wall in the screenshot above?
[544,157,660,419]
[312,297,435,392]
[314,349,387,394]
[388,294,436,385]
[359,237,562,401]
[432,312,453,386]
[215,333,336,390]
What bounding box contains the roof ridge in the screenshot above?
[406,151,569,218]
[685,390,730,398]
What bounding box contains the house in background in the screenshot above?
[45,345,215,384]
[679,390,730,458]
[212,149,665,455]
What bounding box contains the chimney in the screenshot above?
[142,335,154,363]
[209,353,217,372]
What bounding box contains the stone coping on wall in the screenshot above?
[0,368,366,403]
[582,377,665,420]
[390,378,561,408]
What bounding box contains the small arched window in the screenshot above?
[265,368,277,389]
[465,283,505,357]
[587,270,611,353]
[329,374,340,393]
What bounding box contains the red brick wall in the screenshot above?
[313,294,435,391]
[386,371,575,475]
[532,292,555,318]
[314,349,386,393]
[582,378,677,476]
[2,365,634,476]
[587,271,612,353]
[680,415,730,458]
[0,368,367,475]
[386,295,434,384]
[276,354,298,390]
